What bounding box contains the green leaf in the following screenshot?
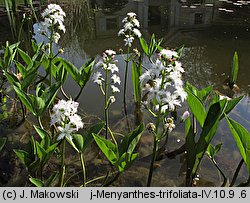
[36,142,47,161]
[18,48,32,65]
[4,71,21,88]
[13,86,35,115]
[14,149,33,167]
[229,51,239,86]
[72,134,84,152]
[219,96,243,120]
[185,117,196,182]
[34,125,50,140]
[58,57,80,83]
[15,62,26,77]
[207,143,222,159]
[139,37,149,55]
[0,137,7,152]
[32,97,45,116]
[119,123,144,156]
[79,58,95,88]
[29,178,44,187]
[40,82,61,115]
[214,143,222,155]
[225,115,250,173]
[131,61,141,103]
[34,125,51,150]
[117,152,138,172]
[82,122,105,152]
[192,101,226,176]
[186,88,206,127]
[93,133,118,165]
[21,71,37,90]
[186,82,213,102]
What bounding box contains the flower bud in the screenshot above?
[164,117,175,133]
[45,43,50,49]
[181,111,190,122]
[109,96,116,104]
[58,48,64,54]
[146,123,156,133]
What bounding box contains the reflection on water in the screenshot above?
[1,0,250,186]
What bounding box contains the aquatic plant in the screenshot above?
[0,3,249,188]
[118,12,141,121]
[93,49,120,139]
[184,82,243,186]
[139,46,187,186]
[229,51,239,88]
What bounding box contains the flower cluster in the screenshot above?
[39,4,66,43]
[92,50,121,100]
[118,12,141,47]
[50,99,84,141]
[140,49,187,113]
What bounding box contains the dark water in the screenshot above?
[1,0,250,186]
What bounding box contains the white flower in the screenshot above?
[161,49,178,59]
[164,118,176,133]
[140,70,152,83]
[57,123,74,141]
[51,99,83,142]
[119,12,141,47]
[40,4,66,42]
[92,71,103,85]
[124,22,133,31]
[174,61,184,73]
[127,12,136,18]
[118,29,125,36]
[58,23,66,33]
[69,114,84,130]
[105,49,116,56]
[132,18,140,27]
[53,32,60,43]
[124,36,134,47]
[107,63,119,73]
[111,85,120,93]
[122,17,128,23]
[174,87,187,102]
[111,74,121,85]
[133,28,141,37]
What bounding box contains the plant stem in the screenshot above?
[147,72,166,187]
[86,173,113,185]
[60,86,70,100]
[211,158,228,187]
[74,87,83,101]
[230,158,244,187]
[147,109,162,186]
[37,116,44,129]
[123,47,130,131]
[103,172,120,187]
[79,153,86,187]
[123,47,130,108]
[59,139,66,187]
[104,68,109,139]
[49,21,54,87]
[147,134,158,187]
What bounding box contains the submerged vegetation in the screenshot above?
[0,1,250,187]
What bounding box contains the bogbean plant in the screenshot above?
[0,3,249,187]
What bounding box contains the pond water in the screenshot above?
[1,0,250,186]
